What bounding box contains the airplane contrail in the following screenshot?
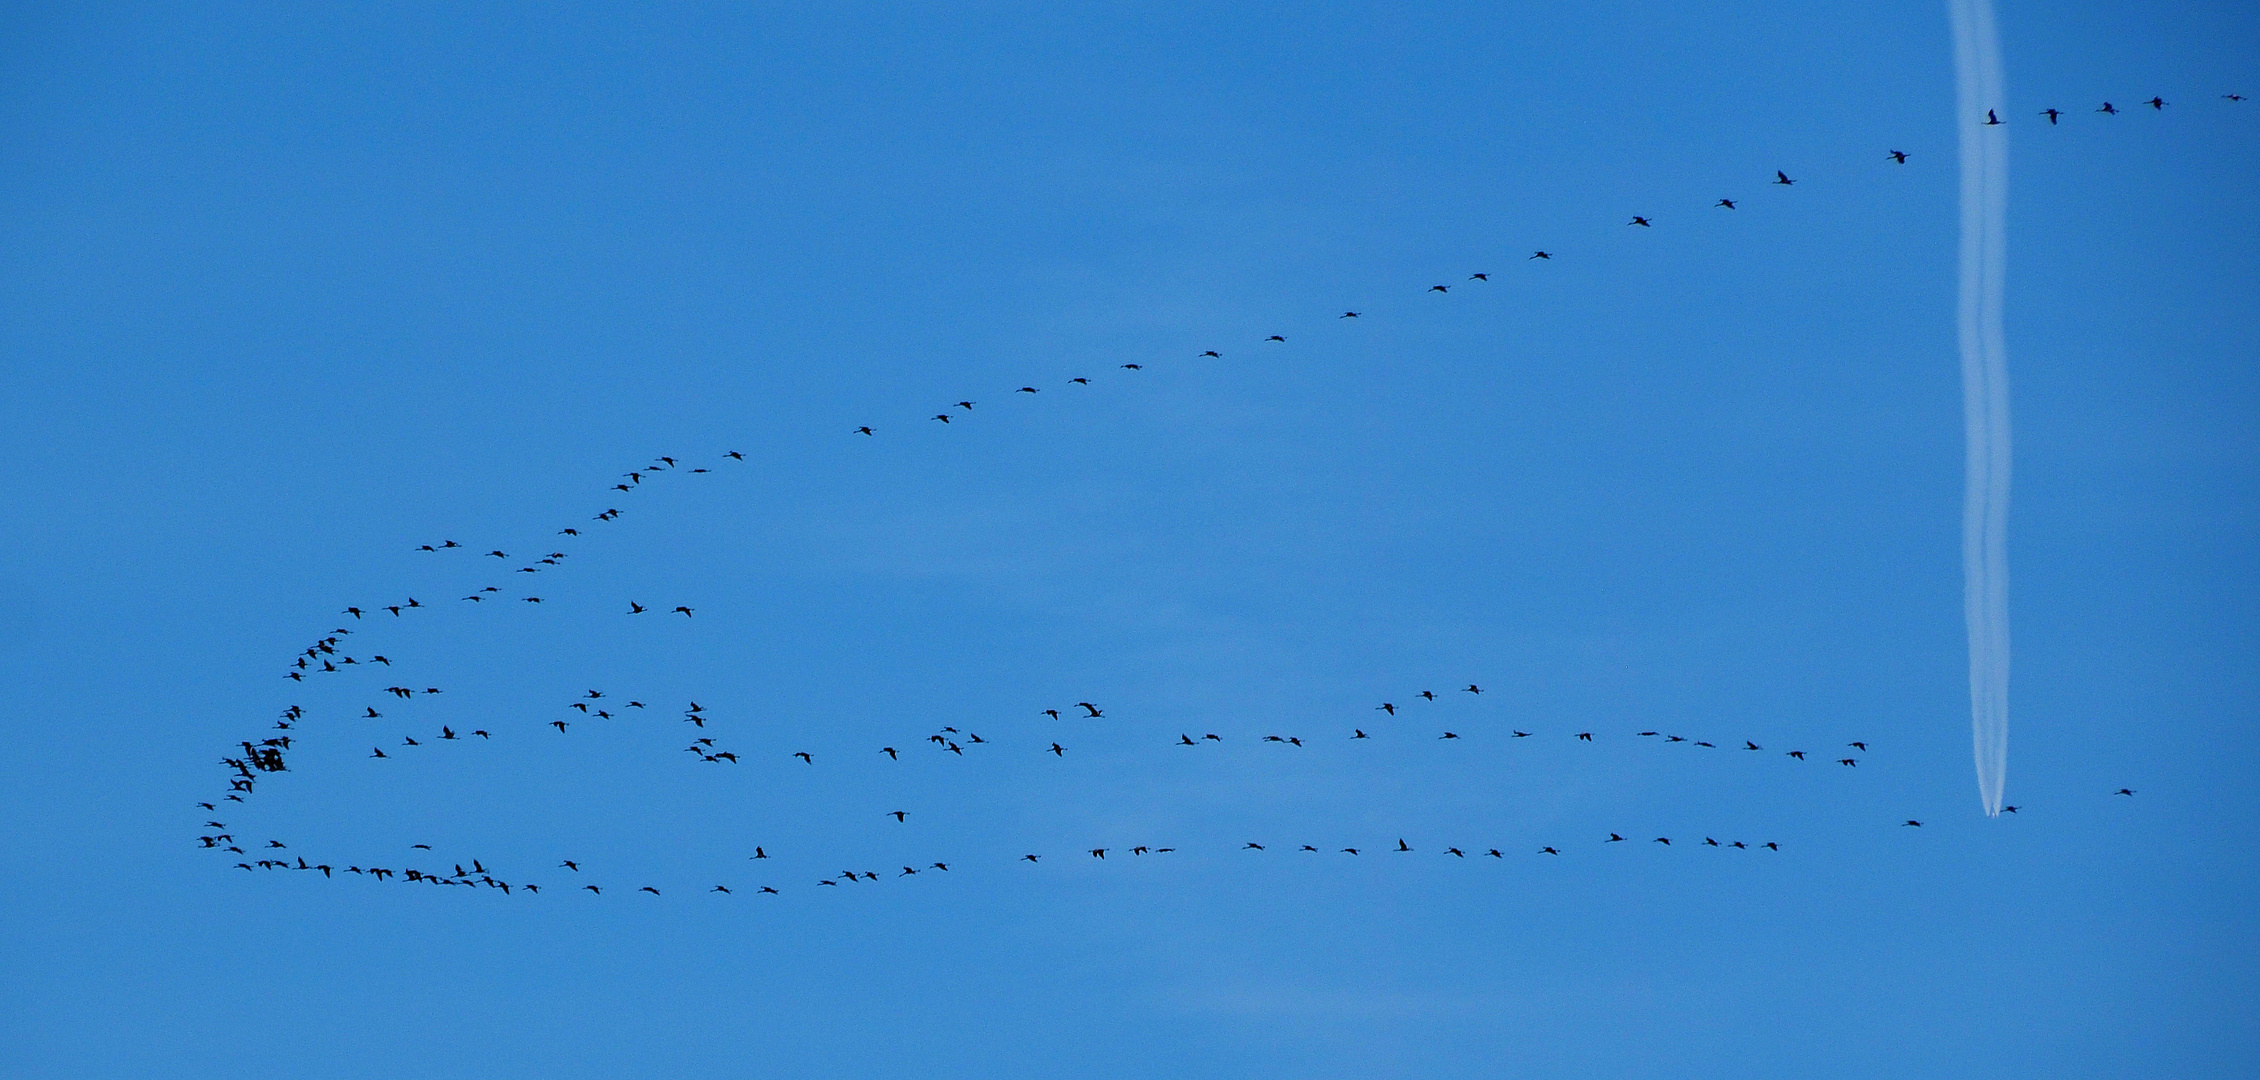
[1949,0,2010,817]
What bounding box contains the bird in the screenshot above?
[882,747,898,759]
[2115,789,2135,796]
[1351,729,1368,739]
[560,861,580,871]
[1849,741,1868,751]
[371,747,388,758]
[751,847,767,859]
[1529,251,1552,260]
[890,811,906,822]
[1903,820,1923,827]
[2001,805,2020,813]
[1428,285,1449,293]
[628,602,645,614]
[1446,848,1465,857]
[1985,109,2002,125]
[1396,838,1412,852]
[1341,848,1359,855]
[1048,743,1065,756]
[1464,684,1482,694]
[1017,386,1039,393]
[2098,101,2119,114]
[1716,198,1737,209]
[1076,702,1103,717]
[1764,842,1779,851]
[956,401,975,410]
[1266,335,1287,341]
[1511,730,1531,739]
[712,885,732,893]
[640,887,660,895]
[1889,150,1908,163]
[1439,732,1459,740]
[758,887,778,894]
[856,426,874,435]
[1838,758,1857,767]
[1607,834,1625,842]
[1042,709,1060,719]
[932,414,951,423]
[1200,350,1221,358]
[2041,108,2062,123]
[1468,273,1488,281]
[931,863,949,871]
[1539,847,1560,855]
[1774,171,1794,185]
[2227,94,2248,102]
[1178,734,1196,746]
[1377,703,1395,715]
[1418,690,1435,700]
[1744,741,1761,751]
[899,867,917,876]
[1577,732,1593,741]
[1628,216,1651,227]
[1069,377,1089,385]
[1787,750,1806,760]
[585,885,601,894]
[2146,97,2166,109]
[1089,849,1105,859]
[1339,311,1360,319]
[1244,843,1264,850]
[1122,363,1142,370]
[674,606,693,617]
[794,752,812,763]
[1203,733,1221,742]
[1022,854,1041,862]
[1654,837,1671,845]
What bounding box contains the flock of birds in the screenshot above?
[201,92,2221,901]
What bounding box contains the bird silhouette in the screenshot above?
[1985,109,2002,125]
[2041,108,2062,123]
[1716,198,1737,209]
[1903,821,1923,827]
[1628,216,1651,227]
[2147,97,2166,109]
[1529,251,1551,260]
[1396,838,1412,852]
[1774,171,1794,185]
[2115,789,2135,796]
[2098,101,2118,114]
[794,752,812,763]
[1889,150,1908,163]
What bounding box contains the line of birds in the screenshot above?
[207,96,2212,891]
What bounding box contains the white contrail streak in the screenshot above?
[1949,0,2010,816]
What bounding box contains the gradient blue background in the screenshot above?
[2,3,2253,1077]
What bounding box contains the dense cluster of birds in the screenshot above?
[203,92,2224,900]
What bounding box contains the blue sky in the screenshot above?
[1,3,2253,1077]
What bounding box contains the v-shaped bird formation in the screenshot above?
[201,90,2229,902]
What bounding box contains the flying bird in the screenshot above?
[1429,285,1449,293]
[1889,150,1908,163]
[674,606,693,617]
[1529,251,1552,259]
[2146,97,2166,109]
[1985,109,2002,125]
[1628,216,1651,227]
[2041,108,2062,123]
[856,426,874,435]
[1200,351,1221,358]
[2098,101,2119,114]
[1716,198,1737,209]
[1774,171,1794,185]
[1903,820,1923,827]
[1340,312,1360,319]
[1266,335,1286,341]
